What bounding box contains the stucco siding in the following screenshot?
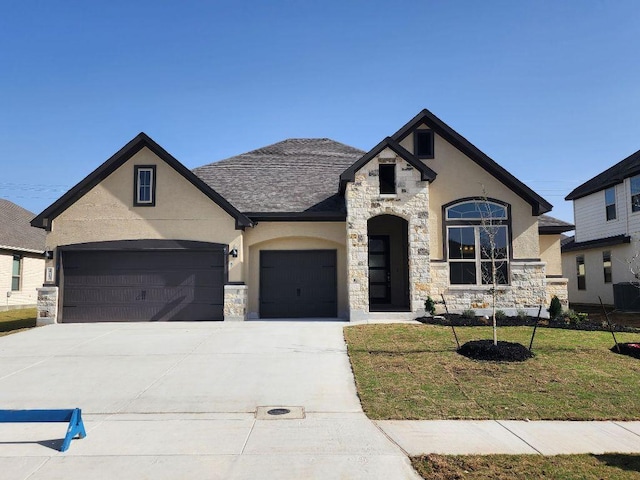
[400,131,540,261]
[562,242,640,305]
[540,235,563,276]
[46,147,243,282]
[244,223,348,319]
[0,251,44,306]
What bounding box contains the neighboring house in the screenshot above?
[0,199,46,309]
[32,109,569,322]
[563,148,640,306]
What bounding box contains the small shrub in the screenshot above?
[424,296,436,316]
[495,310,507,321]
[548,295,562,320]
[516,309,528,320]
[461,309,476,319]
[562,309,587,325]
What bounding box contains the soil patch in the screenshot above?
[417,314,640,333]
[457,339,533,362]
[611,342,640,359]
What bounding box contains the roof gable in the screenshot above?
[389,109,553,215]
[339,137,437,193]
[565,148,640,201]
[0,199,45,253]
[31,133,252,230]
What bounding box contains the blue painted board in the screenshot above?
[0,408,86,452]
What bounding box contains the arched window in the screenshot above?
[445,200,510,285]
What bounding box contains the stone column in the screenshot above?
[36,286,59,326]
[224,284,248,321]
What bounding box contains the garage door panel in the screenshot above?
[64,270,224,288]
[63,302,222,323]
[62,247,225,322]
[64,285,221,304]
[260,250,337,318]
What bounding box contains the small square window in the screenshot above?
[379,164,396,194]
[134,165,156,206]
[414,130,434,159]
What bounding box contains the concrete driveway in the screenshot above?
[0,322,419,479]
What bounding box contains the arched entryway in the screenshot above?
[367,215,410,311]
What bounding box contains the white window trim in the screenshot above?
[136,167,154,205]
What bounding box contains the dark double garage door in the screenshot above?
[61,241,226,322]
[260,250,337,318]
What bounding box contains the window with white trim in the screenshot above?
[605,187,616,221]
[134,165,156,206]
[446,200,509,285]
[631,175,640,213]
[11,255,21,291]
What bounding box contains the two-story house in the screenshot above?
[563,148,640,306]
[32,109,570,323]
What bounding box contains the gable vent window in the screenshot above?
[379,164,396,194]
[134,165,156,206]
[605,187,616,221]
[414,130,434,159]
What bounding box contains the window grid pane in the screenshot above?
[446,202,507,220]
[137,169,153,203]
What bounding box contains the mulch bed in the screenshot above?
[610,342,640,359]
[457,339,534,362]
[417,314,640,333]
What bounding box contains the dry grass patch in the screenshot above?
[411,454,640,480]
[0,308,37,337]
[344,324,640,420]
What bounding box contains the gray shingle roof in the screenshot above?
[565,148,640,201]
[0,199,46,252]
[538,214,574,233]
[193,139,365,213]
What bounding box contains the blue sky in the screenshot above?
[1,1,639,224]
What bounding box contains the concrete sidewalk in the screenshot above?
[377,420,640,456]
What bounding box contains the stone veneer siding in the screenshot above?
[345,153,430,321]
[36,286,59,326]
[545,277,569,308]
[430,261,554,316]
[224,284,248,321]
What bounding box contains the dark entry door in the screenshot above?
[368,235,391,305]
[260,250,337,318]
[62,248,225,322]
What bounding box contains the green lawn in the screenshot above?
[411,454,640,480]
[344,324,640,420]
[0,308,37,336]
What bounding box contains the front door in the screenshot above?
[368,235,391,306]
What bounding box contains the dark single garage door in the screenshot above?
[260,250,337,318]
[61,241,226,322]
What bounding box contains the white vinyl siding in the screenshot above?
[574,185,625,242]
